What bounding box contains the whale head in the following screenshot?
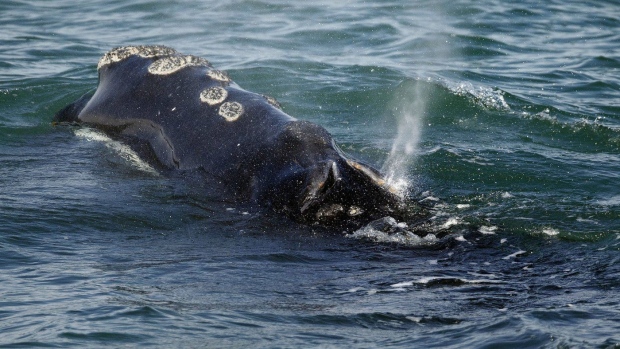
[255,121,405,228]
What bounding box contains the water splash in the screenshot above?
[447,81,510,111]
[347,216,439,247]
[382,79,429,194]
[74,128,159,175]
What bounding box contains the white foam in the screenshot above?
[346,287,364,293]
[442,217,460,229]
[347,217,439,247]
[502,250,526,260]
[75,128,109,142]
[74,128,158,175]
[405,316,422,323]
[596,195,620,206]
[390,276,503,288]
[448,81,510,111]
[478,225,497,235]
[385,177,410,195]
[391,281,414,288]
[468,272,497,278]
[542,228,560,236]
[349,228,438,246]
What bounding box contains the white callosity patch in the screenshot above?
[348,205,364,216]
[206,70,230,83]
[347,159,402,196]
[148,55,210,75]
[200,86,228,106]
[218,101,244,122]
[97,45,177,70]
[97,46,139,70]
[263,95,282,110]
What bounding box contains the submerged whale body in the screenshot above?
[55,45,404,227]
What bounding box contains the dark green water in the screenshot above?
[1,0,619,347]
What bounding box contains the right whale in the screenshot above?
[54,45,405,228]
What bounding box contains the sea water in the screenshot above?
[1,0,619,347]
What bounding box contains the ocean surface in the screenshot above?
[1,0,619,347]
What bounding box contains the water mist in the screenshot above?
[382,79,429,195]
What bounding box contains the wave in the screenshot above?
[385,77,620,153]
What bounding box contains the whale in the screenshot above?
[54,45,404,227]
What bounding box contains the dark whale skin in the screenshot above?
[55,45,404,228]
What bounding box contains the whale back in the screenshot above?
[55,45,404,226]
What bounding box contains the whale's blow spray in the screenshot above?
[382,79,429,195]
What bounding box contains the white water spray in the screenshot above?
[382,79,429,194]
